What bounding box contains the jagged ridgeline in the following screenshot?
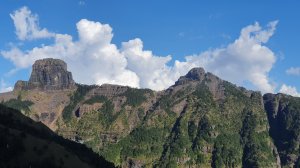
[2,58,300,167]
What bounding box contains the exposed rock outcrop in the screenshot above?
[14,58,75,91]
[173,67,255,100]
[175,67,206,85]
[172,67,225,100]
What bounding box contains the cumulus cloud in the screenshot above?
[121,38,175,90]
[175,21,278,93]
[10,6,54,40]
[121,21,278,92]
[279,84,300,97]
[286,67,300,76]
[1,7,280,92]
[0,79,13,93]
[2,18,140,88]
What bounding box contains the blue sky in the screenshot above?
[0,1,300,96]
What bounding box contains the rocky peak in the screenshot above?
[171,67,255,100]
[14,58,75,91]
[175,67,206,85]
[185,67,206,80]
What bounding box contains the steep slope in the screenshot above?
[55,67,278,167]
[264,93,300,167]
[0,104,115,168]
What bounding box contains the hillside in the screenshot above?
[0,104,115,168]
[1,58,300,167]
[53,68,279,168]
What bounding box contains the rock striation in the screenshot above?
[14,58,75,91]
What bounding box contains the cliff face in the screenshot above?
[264,93,300,167]
[14,58,75,91]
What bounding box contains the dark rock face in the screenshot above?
[14,58,75,91]
[185,67,206,80]
[175,67,206,85]
[263,93,300,167]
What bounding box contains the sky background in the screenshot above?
[0,1,300,96]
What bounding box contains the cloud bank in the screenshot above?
[1,6,282,94]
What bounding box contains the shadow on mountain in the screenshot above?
[263,93,300,167]
[0,104,115,168]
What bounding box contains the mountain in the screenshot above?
[1,58,300,167]
[0,104,115,168]
[14,58,75,91]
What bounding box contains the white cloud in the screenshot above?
[122,21,278,92]
[279,84,300,97]
[10,6,54,40]
[121,38,175,90]
[0,79,13,93]
[1,7,280,93]
[2,18,140,88]
[174,21,278,93]
[286,67,300,76]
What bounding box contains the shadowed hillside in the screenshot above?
[0,104,115,168]
[264,93,300,167]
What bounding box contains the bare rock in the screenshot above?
[14,58,75,91]
[175,67,205,85]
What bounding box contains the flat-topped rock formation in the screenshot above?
[14,58,75,91]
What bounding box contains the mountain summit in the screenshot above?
[177,67,206,83]
[14,58,75,91]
